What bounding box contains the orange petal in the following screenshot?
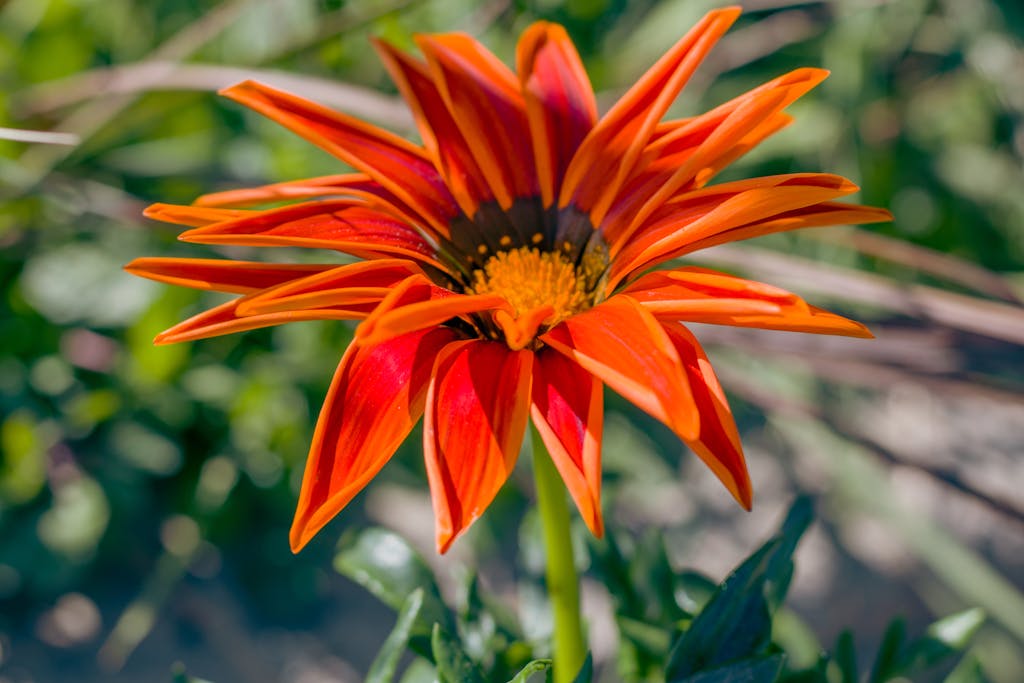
[417,33,536,209]
[516,21,597,207]
[236,259,422,315]
[540,295,698,441]
[608,173,862,286]
[194,173,412,216]
[530,347,604,536]
[144,203,252,227]
[661,323,752,509]
[176,199,444,269]
[559,7,740,224]
[424,340,533,552]
[604,68,829,244]
[675,202,894,255]
[153,295,374,345]
[124,258,331,294]
[624,267,873,337]
[220,80,458,234]
[290,327,459,552]
[355,274,509,346]
[373,39,492,218]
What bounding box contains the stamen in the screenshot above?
[470,247,598,328]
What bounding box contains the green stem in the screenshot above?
[531,425,586,683]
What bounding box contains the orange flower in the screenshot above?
[126,7,890,553]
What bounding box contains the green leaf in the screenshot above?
[334,528,452,635]
[431,623,485,683]
[506,659,551,683]
[834,631,857,683]
[398,659,439,683]
[367,588,425,683]
[665,498,812,679]
[171,662,215,683]
[899,608,985,673]
[618,615,672,656]
[869,617,906,682]
[572,653,593,683]
[675,655,785,683]
[943,655,992,683]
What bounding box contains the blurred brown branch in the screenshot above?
[14,63,413,130]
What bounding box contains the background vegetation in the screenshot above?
[1,0,1022,681]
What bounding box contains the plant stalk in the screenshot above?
[531,425,586,683]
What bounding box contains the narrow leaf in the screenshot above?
[572,653,594,683]
[367,589,425,683]
[432,623,486,683]
[835,631,857,683]
[665,498,813,679]
[674,655,785,683]
[900,608,986,673]
[869,617,906,682]
[334,527,452,635]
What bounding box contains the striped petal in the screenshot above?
[236,259,422,316]
[153,295,375,345]
[424,340,533,552]
[559,7,740,225]
[540,295,698,441]
[373,39,492,218]
[123,258,331,294]
[220,80,458,234]
[355,274,508,346]
[290,327,459,552]
[530,347,604,536]
[603,68,828,244]
[608,174,863,287]
[661,323,752,509]
[175,200,444,269]
[144,203,251,227]
[623,267,873,337]
[516,21,598,207]
[417,33,537,209]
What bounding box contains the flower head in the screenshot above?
[126,7,890,553]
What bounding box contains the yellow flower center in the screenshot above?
[470,246,602,324]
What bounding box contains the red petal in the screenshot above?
[516,22,597,207]
[608,174,862,287]
[424,340,533,552]
[144,203,251,227]
[290,327,459,551]
[603,68,828,244]
[175,200,445,270]
[661,323,751,509]
[530,348,604,536]
[236,259,422,315]
[220,80,458,234]
[675,202,893,255]
[124,258,331,294]
[540,295,698,441]
[623,267,873,337]
[154,295,374,345]
[373,39,492,217]
[559,7,740,224]
[194,173,416,220]
[417,33,537,208]
[355,274,509,346]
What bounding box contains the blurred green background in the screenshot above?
[1,0,1023,681]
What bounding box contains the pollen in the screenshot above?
[470,246,597,324]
